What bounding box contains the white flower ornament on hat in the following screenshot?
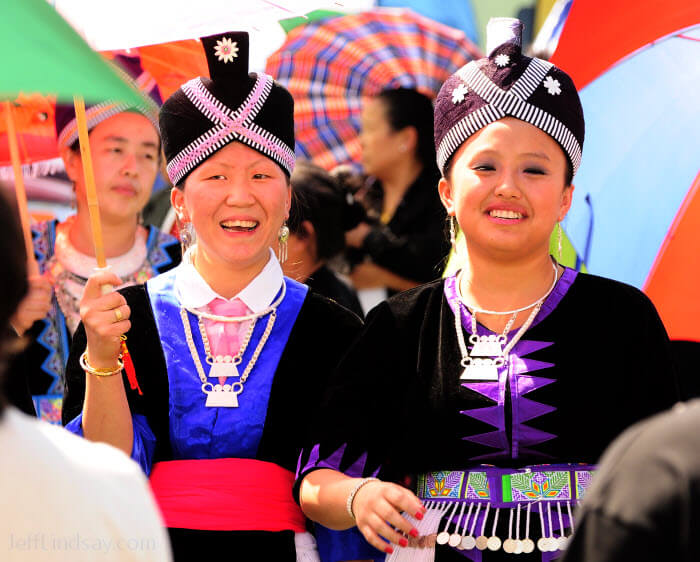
[451,83,469,104]
[543,75,561,95]
[214,37,239,63]
[494,54,510,67]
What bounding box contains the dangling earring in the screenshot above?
[557,222,563,262]
[176,214,196,258]
[278,222,290,264]
[449,216,457,250]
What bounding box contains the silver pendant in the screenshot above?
[487,536,502,551]
[460,357,504,381]
[469,334,505,357]
[461,536,476,550]
[436,531,450,545]
[502,538,516,554]
[475,536,488,551]
[522,538,535,554]
[208,356,239,379]
[204,384,239,407]
[448,533,462,547]
[513,539,524,554]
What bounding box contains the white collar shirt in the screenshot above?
[174,248,284,313]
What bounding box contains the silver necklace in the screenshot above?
[457,260,558,315]
[180,306,277,407]
[455,261,558,381]
[197,315,257,380]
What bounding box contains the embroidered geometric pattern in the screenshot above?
[416,470,491,500]
[425,471,464,499]
[575,470,595,500]
[505,470,571,502]
[298,442,381,480]
[466,471,491,500]
[438,57,581,174]
[166,75,296,184]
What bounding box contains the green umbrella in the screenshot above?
[1,0,150,272]
[0,0,146,105]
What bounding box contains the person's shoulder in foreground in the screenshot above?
[562,399,700,562]
[0,407,172,562]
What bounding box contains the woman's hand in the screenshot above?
[10,274,53,335]
[351,480,426,554]
[79,270,130,369]
[345,222,372,248]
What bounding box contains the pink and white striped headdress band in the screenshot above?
[166,74,295,185]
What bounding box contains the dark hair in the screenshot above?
[288,161,364,261]
[442,147,574,186]
[376,88,439,176]
[0,187,29,413]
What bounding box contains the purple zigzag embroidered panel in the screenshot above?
[462,339,557,461]
[296,443,380,479]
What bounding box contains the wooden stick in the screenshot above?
[3,101,39,276]
[73,95,108,269]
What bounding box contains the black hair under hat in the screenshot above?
[160,32,295,185]
[434,18,584,177]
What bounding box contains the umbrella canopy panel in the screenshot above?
[1,0,147,106]
[563,26,700,339]
[266,8,481,170]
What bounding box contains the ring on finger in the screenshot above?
[114,308,123,322]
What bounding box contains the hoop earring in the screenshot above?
[278,222,290,264]
[557,222,563,262]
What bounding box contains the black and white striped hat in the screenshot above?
[434,18,584,177]
[159,31,295,186]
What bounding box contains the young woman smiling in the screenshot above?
[62,32,361,561]
[294,18,680,562]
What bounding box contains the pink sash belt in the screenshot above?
[149,458,306,532]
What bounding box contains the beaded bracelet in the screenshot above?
[346,477,379,521]
[79,350,124,377]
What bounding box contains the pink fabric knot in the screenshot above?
[205,298,252,358]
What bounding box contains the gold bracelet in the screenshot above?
[79,350,124,377]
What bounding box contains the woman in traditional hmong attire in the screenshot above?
[62,32,362,561]
[295,18,680,562]
[8,55,180,424]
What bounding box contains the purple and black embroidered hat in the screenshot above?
[55,54,161,150]
[159,32,296,185]
[434,17,584,177]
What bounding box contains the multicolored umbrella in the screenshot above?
[551,0,700,341]
[266,8,482,170]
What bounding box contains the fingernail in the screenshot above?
[385,546,394,554]
[399,538,408,547]
[409,528,419,538]
[415,511,424,520]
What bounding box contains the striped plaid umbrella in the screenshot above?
[265,8,481,170]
